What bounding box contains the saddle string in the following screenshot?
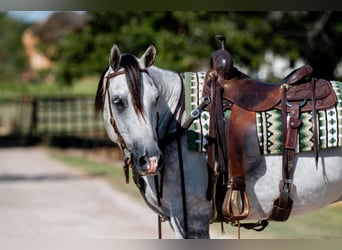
[311,78,319,165]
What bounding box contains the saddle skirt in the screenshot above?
[183,72,342,155]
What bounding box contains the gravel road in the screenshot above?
[0,147,177,239]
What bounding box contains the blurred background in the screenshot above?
[1,11,342,148]
[0,11,341,238]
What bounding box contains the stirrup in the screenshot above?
[222,187,250,220]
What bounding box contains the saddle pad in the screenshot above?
[184,72,210,152]
[184,72,342,155]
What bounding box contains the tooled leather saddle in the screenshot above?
[204,35,337,227]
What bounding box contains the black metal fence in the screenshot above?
[0,96,113,148]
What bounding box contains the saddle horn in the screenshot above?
[210,35,234,80]
[216,35,226,50]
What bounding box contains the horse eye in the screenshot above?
[112,97,125,111]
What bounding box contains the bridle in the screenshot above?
[104,68,149,183]
[104,67,210,239]
[104,67,173,237]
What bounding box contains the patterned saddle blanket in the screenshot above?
[183,72,342,154]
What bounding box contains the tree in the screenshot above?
[265,11,342,80]
[0,13,28,82]
[53,11,342,84]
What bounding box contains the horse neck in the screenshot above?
[149,66,185,140]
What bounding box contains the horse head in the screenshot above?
[95,45,163,176]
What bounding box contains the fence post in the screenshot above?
[30,96,38,138]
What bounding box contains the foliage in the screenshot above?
[2,12,342,86]
[0,13,28,82]
[52,11,342,84]
[53,11,269,83]
[0,76,99,99]
[267,11,342,80]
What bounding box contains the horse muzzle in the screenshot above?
[134,148,163,176]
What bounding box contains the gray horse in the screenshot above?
[95,45,342,238]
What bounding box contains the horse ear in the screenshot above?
[109,45,121,70]
[141,45,156,67]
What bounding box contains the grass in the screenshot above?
[0,76,99,99]
[262,204,342,239]
[212,204,342,239]
[51,150,342,239]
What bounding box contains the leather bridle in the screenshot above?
[104,68,149,183]
[104,68,210,239]
[104,68,176,238]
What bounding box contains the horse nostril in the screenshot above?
[138,155,147,168]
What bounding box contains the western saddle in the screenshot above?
[204,35,337,229]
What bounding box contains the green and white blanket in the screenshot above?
[183,72,342,155]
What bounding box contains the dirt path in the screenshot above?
[0,147,229,239]
[0,147,177,239]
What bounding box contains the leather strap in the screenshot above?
[207,74,228,174]
[311,78,319,165]
[222,105,253,221]
[269,84,301,221]
[206,74,251,222]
